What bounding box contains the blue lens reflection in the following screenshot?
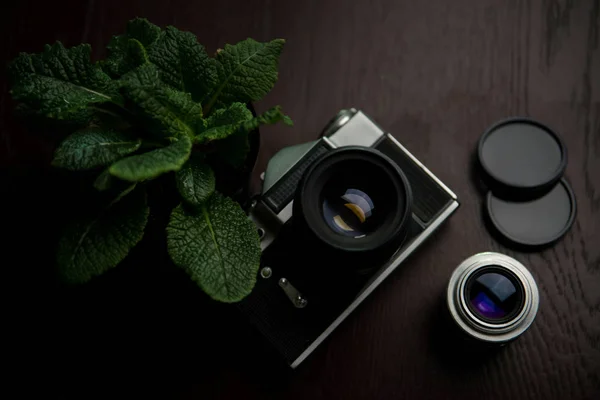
[469,272,519,320]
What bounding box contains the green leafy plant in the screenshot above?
[8,18,292,302]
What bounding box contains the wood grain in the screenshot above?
[0,1,598,399]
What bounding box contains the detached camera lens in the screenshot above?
[447,253,539,344]
[295,147,412,254]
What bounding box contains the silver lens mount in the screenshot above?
[447,252,539,343]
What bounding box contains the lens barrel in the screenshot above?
[447,252,539,343]
[293,147,412,268]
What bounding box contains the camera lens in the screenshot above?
[295,147,412,254]
[447,253,539,344]
[465,268,524,322]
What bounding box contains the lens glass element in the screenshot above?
[467,269,523,321]
[322,188,375,238]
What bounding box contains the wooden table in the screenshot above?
[1,1,598,399]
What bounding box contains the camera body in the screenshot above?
[238,109,459,367]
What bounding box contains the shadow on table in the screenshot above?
[52,264,292,398]
[2,166,293,399]
[11,243,294,399]
[427,293,504,372]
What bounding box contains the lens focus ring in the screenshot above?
[447,252,539,343]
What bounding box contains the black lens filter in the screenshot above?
[486,178,576,248]
[477,118,567,200]
[476,118,575,249]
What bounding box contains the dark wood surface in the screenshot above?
[1,1,599,399]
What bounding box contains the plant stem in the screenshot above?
[203,94,219,116]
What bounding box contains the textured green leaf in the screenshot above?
[176,155,215,205]
[196,105,291,145]
[9,42,121,123]
[109,135,192,181]
[94,169,114,191]
[213,107,292,166]
[103,38,149,78]
[102,18,161,77]
[126,18,163,47]
[13,102,93,133]
[246,106,293,129]
[122,64,205,138]
[127,85,205,138]
[194,102,252,144]
[207,102,253,127]
[57,186,149,284]
[204,38,284,112]
[94,168,132,192]
[167,193,261,302]
[52,128,141,171]
[120,62,161,87]
[148,26,218,103]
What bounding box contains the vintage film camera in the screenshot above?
[239,109,459,367]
